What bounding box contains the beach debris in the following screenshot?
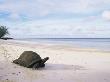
[12,73,16,75]
[13,51,49,69]
[6,79,9,80]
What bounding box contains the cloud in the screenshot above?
[102,10,110,21]
[8,19,110,38]
[0,0,110,38]
[0,0,110,21]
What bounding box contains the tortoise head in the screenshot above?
[42,57,49,64]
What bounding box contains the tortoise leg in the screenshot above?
[32,57,49,69]
[32,63,45,69]
[32,63,40,69]
[40,63,45,67]
[13,59,19,64]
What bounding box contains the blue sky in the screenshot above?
[0,0,110,38]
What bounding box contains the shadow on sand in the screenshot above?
[39,63,86,71]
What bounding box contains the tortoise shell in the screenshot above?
[13,51,42,68]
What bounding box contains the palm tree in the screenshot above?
[0,26,9,38]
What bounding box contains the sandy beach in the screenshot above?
[0,40,110,82]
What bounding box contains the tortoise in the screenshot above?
[13,51,49,69]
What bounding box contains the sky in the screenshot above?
[0,0,110,38]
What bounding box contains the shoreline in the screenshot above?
[0,40,110,82]
[1,39,110,53]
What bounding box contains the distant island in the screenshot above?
[0,37,13,40]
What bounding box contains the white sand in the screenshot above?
[0,40,110,82]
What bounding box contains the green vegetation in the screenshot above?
[0,26,9,38]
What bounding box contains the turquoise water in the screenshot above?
[16,38,110,51]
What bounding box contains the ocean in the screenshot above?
[15,38,110,52]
